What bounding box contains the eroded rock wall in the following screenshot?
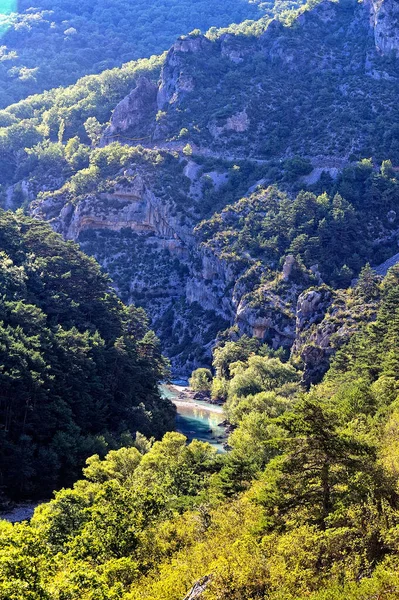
[369,0,399,55]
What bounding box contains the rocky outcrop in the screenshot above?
[209,109,250,139]
[183,576,212,600]
[186,249,236,318]
[232,278,358,385]
[292,285,379,386]
[369,0,399,55]
[31,174,188,252]
[282,255,296,282]
[103,77,158,139]
[374,251,399,276]
[292,287,336,385]
[221,33,253,63]
[233,263,306,348]
[236,289,297,348]
[157,35,211,110]
[295,288,330,330]
[101,34,214,143]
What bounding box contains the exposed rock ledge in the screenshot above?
[31,176,189,255]
[369,0,399,55]
[103,77,158,139]
[183,576,212,600]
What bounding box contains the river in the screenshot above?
[1,385,227,523]
[161,383,228,452]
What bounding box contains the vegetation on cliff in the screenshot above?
[0,0,266,108]
[1,0,399,375]
[2,0,399,598]
[197,159,399,287]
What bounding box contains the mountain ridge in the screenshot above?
[2,0,399,376]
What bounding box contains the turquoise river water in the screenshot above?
[160,384,227,452]
[0,385,228,522]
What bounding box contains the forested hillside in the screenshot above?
[0,210,173,499]
[1,265,399,599]
[3,0,399,374]
[0,0,266,107]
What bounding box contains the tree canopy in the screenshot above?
[0,210,174,498]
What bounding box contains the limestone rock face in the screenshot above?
[3,180,33,211]
[30,175,186,248]
[157,35,211,110]
[292,285,379,386]
[369,0,399,55]
[296,289,326,329]
[282,255,296,282]
[186,250,234,318]
[220,33,254,63]
[374,251,399,276]
[209,110,250,138]
[105,77,158,138]
[292,287,336,384]
[235,287,298,349]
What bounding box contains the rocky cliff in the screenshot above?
[32,173,188,245]
[25,0,399,376]
[104,77,158,139]
[101,0,396,160]
[369,0,399,55]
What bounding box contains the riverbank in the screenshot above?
[2,386,227,524]
[161,383,228,450]
[166,383,224,413]
[172,398,223,413]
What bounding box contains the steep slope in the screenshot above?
[3,0,399,374]
[370,0,399,55]
[103,0,399,162]
[0,210,173,499]
[0,0,264,107]
[1,265,399,600]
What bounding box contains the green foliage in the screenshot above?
[228,355,298,399]
[182,143,193,156]
[0,433,223,598]
[0,0,263,108]
[259,399,380,530]
[137,0,399,169]
[3,2,399,597]
[0,210,173,498]
[0,54,163,186]
[213,335,260,379]
[283,156,313,181]
[197,167,399,292]
[355,263,381,301]
[83,447,142,483]
[189,368,212,392]
[3,264,399,598]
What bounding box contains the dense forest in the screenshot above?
[2,0,399,372]
[0,210,173,499]
[197,159,399,288]
[0,0,266,107]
